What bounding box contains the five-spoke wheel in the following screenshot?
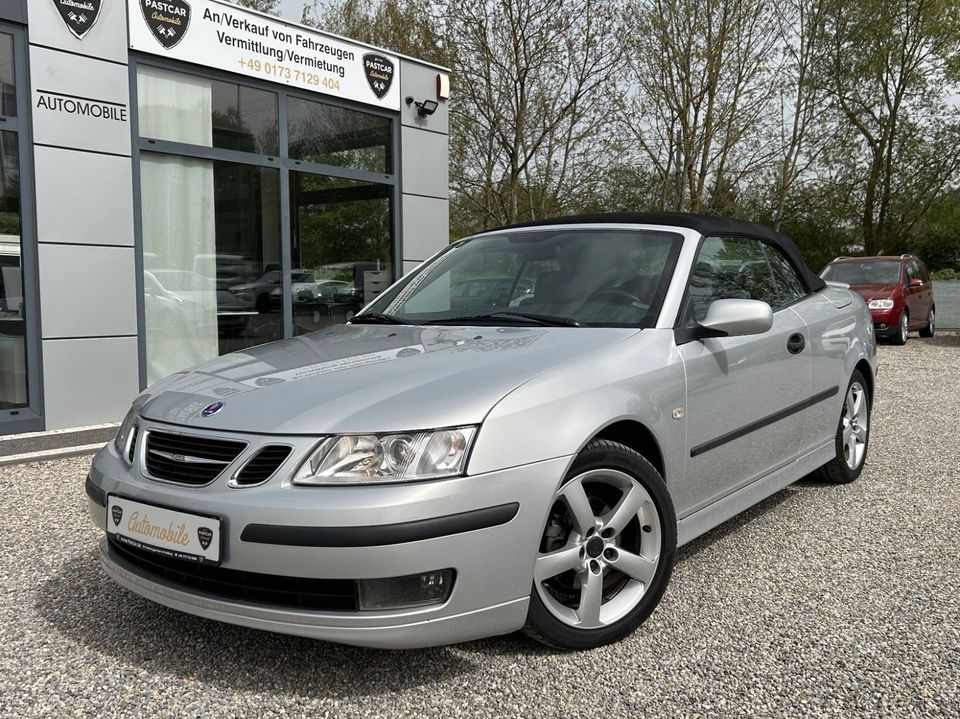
[524,440,676,649]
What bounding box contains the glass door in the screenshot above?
[289,171,393,333]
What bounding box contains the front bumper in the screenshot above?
[87,430,571,648]
[869,306,901,336]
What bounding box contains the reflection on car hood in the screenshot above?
[138,324,639,434]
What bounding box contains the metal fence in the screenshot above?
[934,281,960,329]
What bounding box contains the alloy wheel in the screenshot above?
[534,469,662,629]
[899,312,908,343]
[841,381,869,470]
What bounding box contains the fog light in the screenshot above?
[357,569,454,610]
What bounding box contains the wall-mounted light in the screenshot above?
[405,96,439,118]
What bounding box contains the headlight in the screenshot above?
[113,407,139,460]
[868,299,895,309]
[293,427,477,485]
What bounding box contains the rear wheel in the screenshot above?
[524,440,676,649]
[813,370,871,484]
[920,306,935,338]
[890,310,908,345]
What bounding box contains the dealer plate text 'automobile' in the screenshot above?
[107,495,221,564]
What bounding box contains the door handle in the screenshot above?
[787,333,805,354]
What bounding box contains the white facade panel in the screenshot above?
[27,0,129,62]
[401,194,449,262]
[41,336,140,430]
[38,244,137,338]
[29,46,131,156]
[34,146,135,247]
[400,125,449,200]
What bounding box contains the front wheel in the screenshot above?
[920,306,935,338]
[524,440,676,649]
[890,310,908,345]
[813,370,871,484]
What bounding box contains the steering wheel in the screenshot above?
[586,288,647,309]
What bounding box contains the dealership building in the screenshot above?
[0,0,450,434]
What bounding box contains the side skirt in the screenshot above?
[676,440,835,547]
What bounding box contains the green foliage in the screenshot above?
[232,0,280,14]
[301,0,448,67]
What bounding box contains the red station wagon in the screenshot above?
[821,255,935,345]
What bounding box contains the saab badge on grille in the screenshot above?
[111,504,123,527]
[197,527,213,550]
[201,401,224,417]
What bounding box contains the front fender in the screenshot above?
[467,330,686,485]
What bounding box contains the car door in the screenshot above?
[675,236,812,517]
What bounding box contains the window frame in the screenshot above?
[0,22,44,432]
[675,233,813,330]
[128,54,400,390]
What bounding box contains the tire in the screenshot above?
[813,370,871,484]
[920,306,935,338]
[890,310,908,345]
[523,439,676,650]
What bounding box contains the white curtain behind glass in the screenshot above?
[138,68,218,384]
[138,65,214,146]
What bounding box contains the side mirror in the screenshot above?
[676,298,774,344]
[700,299,774,337]
[908,278,923,288]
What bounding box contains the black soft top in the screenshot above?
[497,212,827,293]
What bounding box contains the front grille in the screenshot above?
[233,445,293,486]
[144,430,246,485]
[108,538,358,611]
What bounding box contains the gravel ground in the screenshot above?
[1,337,958,719]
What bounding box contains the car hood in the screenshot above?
[849,284,898,300]
[137,324,639,434]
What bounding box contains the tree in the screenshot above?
[815,0,960,254]
[621,0,784,213]
[447,0,624,231]
[769,0,829,229]
[232,0,281,13]
[301,0,448,66]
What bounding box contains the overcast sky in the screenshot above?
[277,0,309,24]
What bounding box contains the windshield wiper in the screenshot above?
[350,313,409,325]
[424,311,580,327]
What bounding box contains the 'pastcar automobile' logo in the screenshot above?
[52,0,103,40]
[363,53,395,100]
[139,0,192,50]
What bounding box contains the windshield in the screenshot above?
[362,228,683,326]
[822,261,901,285]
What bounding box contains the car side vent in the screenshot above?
[233,445,293,486]
[127,425,139,464]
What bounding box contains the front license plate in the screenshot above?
[106,495,222,564]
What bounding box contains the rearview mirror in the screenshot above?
[908,278,923,288]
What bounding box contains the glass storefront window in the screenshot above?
[0,129,26,409]
[140,153,282,384]
[0,34,14,118]
[290,172,392,334]
[135,61,397,379]
[288,97,392,174]
[138,66,279,155]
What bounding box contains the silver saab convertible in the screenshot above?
[87,213,876,650]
